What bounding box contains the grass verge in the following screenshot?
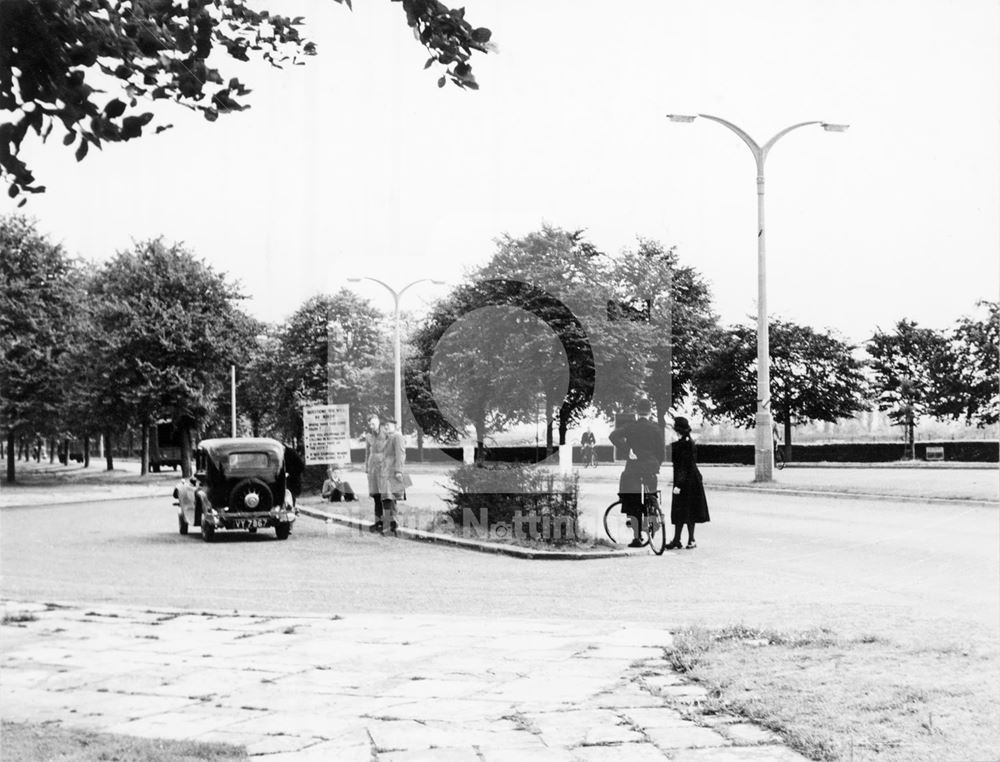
[663,624,1000,762]
[1,720,248,762]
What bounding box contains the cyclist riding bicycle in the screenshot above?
[608,398,664,547]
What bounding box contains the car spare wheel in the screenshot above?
[229,478,274,513]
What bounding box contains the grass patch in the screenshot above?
[1,720,248,761]
[663,625,1000,761]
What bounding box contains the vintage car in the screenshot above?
[173,438,297,542]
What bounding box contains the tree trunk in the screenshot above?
[83,435,90,468]
[557,406,568,446]
[62,438,70,466]
[34,439,41,462]
[180,425,194,479]
[6,429,15,483]
[416,429,424,462]
[783,416,792,462]
[49,437,56,464]
[474,419,485,463]
[545,398,554,453]
[140,421,149,475]
[104,428,114,471]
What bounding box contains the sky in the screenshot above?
[5,0,999,345]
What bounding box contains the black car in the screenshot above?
[174,438,297,542]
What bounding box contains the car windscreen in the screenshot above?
[227,452,272,470]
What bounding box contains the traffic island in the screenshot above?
[297,501,645,560]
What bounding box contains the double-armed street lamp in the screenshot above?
[347,277,445,427]
[665,113,848,481]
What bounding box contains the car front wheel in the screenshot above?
[275,523,291,541]
[201,521,215,543]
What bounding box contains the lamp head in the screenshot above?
[821,123,850,132]
[666,114,697,123]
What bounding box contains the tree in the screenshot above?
[409,294,566,454]
[473,227,719,442]
[697,320,868,457]
[88,238,252,475]
[268,291,384,441]
[866,319,955,458]
[946,301,999,428]
[0,215,82,482]
[608,239,718,434]
[1,0,493,200]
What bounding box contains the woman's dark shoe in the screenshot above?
[665,541,683,550]
[627,539,645,548]
[686,540,697,549]
[369,521,383,534]
[389,521,398,536]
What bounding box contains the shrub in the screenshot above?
[442,463,580,546]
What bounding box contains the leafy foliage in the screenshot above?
[0,0,492,199]
[609,238,718,430]
[0,215,83,480]
[696,320,868,450]
[866,319,956,438]
[946,301,999,427]
[265,291,384,440]
[442,463,580,546]
[86,238,252,468]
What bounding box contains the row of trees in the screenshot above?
[3,216,996,481]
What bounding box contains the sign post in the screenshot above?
[303,404,351,466]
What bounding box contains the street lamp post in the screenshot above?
[666,113,848,481]
[347,277,445,426]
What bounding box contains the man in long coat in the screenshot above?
[377,418,407,535]
[364,414,386,532]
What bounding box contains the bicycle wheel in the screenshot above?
[647,504,667,555]
[604,501,645,546]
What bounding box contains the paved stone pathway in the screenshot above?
[1,601,808,761]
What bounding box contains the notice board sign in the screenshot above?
[303,404,350,465]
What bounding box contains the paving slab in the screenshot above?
[0,599,814,760]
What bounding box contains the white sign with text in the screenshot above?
[303,404,351,465]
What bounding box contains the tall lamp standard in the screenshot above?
[666,113,848,481]
[347,277,445,426]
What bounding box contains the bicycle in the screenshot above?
[603,486,667,554]
[774,444,786,470]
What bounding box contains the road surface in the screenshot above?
[2,487,996,651]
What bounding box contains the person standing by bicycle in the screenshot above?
[667,417,710,549]
[609,399,664,547]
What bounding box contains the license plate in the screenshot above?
[232,518,269,529]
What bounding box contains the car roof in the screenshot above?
[197,438,286,460]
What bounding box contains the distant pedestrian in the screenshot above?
[321,465,356,502]
[365,414,386,532]
[667,417,709,549]
[377,418,407,535]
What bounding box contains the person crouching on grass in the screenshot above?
[376,418,407,536]
[668,417,710,549]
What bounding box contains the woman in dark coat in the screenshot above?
[668,417,709,549]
